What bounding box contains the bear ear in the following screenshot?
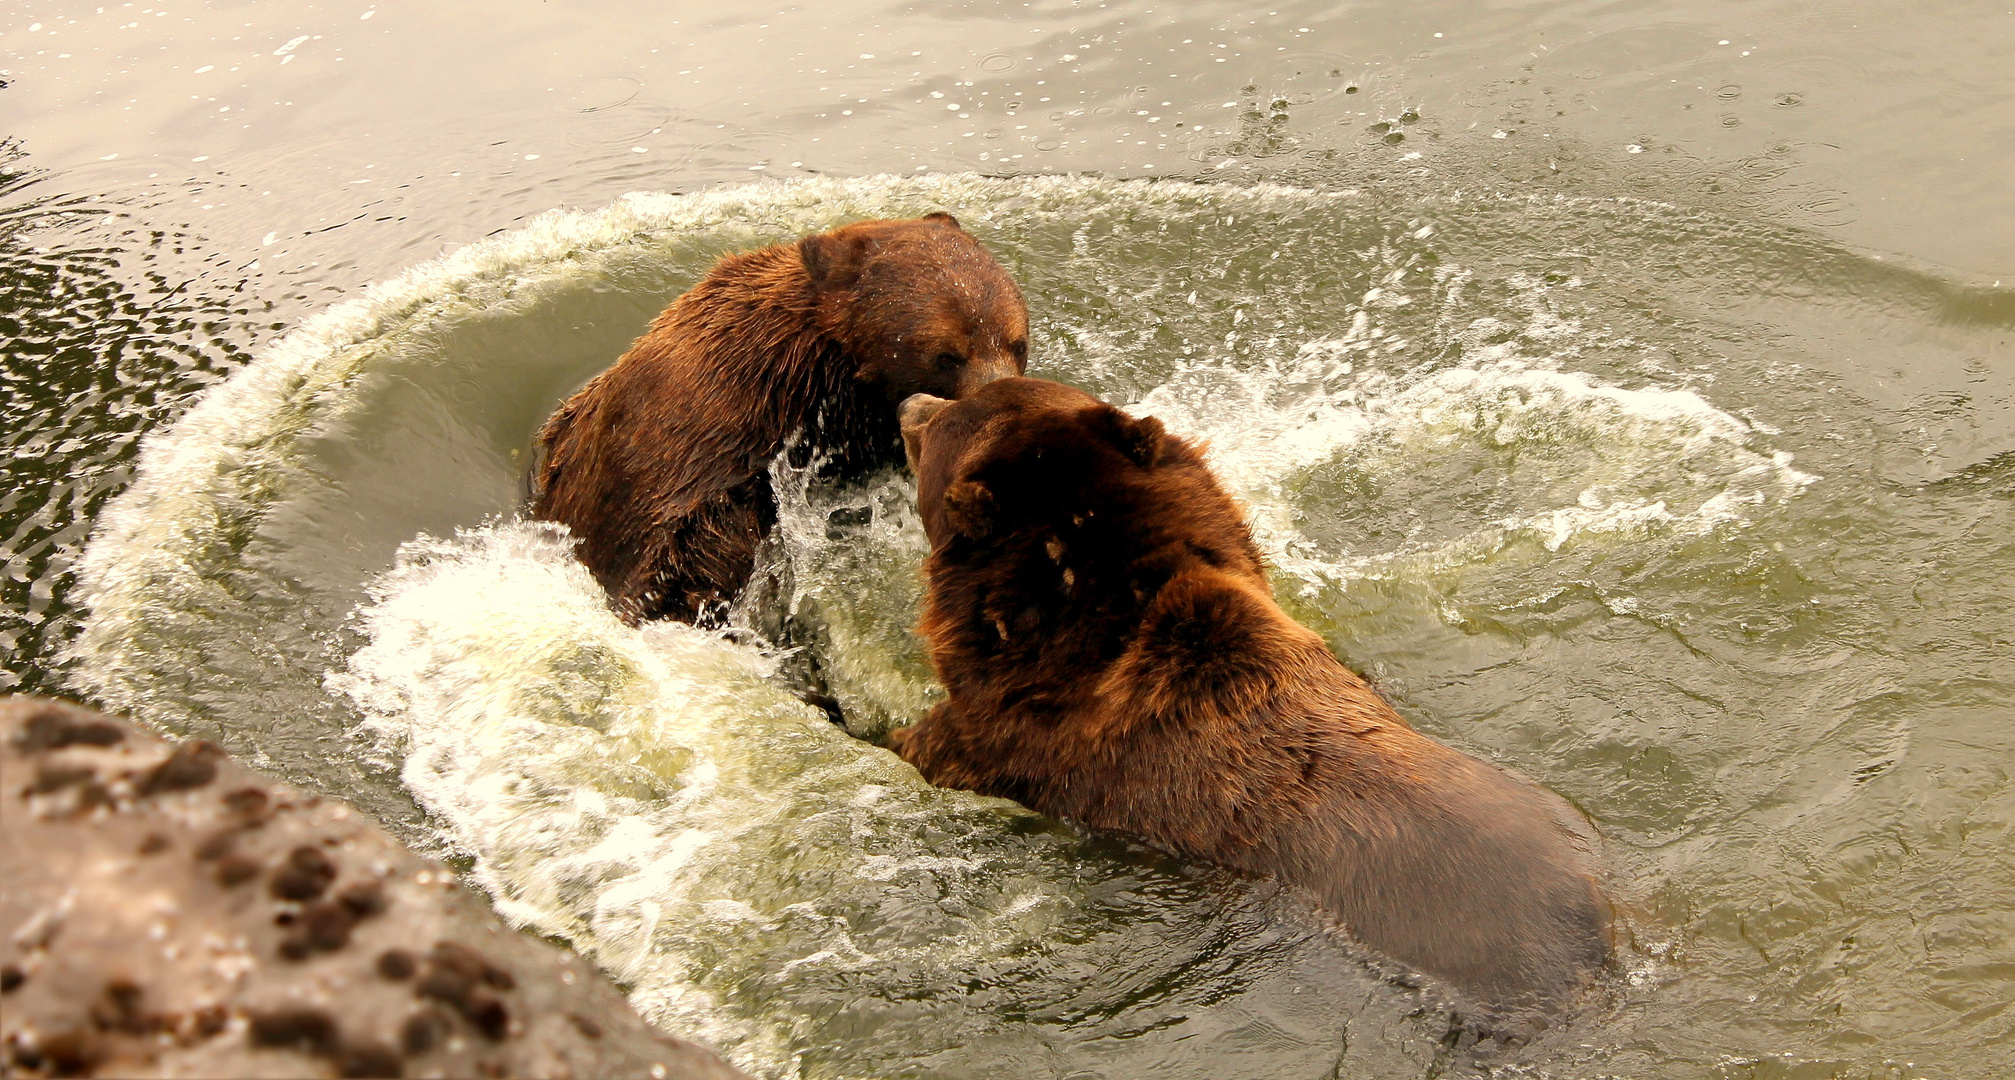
[799,230,873,292]
[922,211,962,230]
[1112,412,1165,469]
[943,479,995,540]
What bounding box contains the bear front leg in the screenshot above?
[615,472,778,625]
[889,702,1003,795]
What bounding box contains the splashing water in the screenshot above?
[65,174,2015,1079]
[330,519,1412,1077]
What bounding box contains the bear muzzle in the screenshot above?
[900,393,953,471]
[955,356,1025,398]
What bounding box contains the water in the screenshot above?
[7,2,2015,1078]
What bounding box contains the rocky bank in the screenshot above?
[0,696,749,1080]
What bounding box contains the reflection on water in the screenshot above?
[0,148,259,695]
[45,173,2015,1078]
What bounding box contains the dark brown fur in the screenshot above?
[892,378,1613,1017]
[532,214,1028,623]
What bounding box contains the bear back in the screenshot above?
[895,377,1613,1018]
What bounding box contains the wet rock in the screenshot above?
[12,708,125,753]
[212,854,263,888]
[375,949,416,982]
[270,845,338,902]
[335,1040,404,1079]
[135,740,224,796]
[0,696,749,1080]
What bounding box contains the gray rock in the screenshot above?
[0,696,750,1080]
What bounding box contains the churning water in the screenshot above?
[51,173,2015,1078]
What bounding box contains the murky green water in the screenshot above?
[5,2,2013,1077]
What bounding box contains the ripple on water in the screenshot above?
[57,173,2015,1079]
[0,153,260,695]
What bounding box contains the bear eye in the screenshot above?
[934,351,963,369]
[1010,340,1028,361]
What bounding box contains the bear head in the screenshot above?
[800,213,1029,404]
[899,377,1264,581]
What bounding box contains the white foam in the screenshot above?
[751,461,939,736]
[62,174,1356,720]
[59,174,1830,1074]
[1133,328,1817,590]
[329,519,1091,1072]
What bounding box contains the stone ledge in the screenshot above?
[0,696,749,1080]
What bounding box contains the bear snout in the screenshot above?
[900,393,952,470]
[955,355,1024,398]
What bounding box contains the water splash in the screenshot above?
[329,520,1385,1077]
[61,174,1866,1078]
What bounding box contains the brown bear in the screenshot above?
[532,214,1028,624]
[891,377,1613,1019]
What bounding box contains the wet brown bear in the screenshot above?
[532,214,1027,624]
[891,377,1613,1018]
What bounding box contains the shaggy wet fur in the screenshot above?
[532,214,1027,624]
[892,378,1613,1018]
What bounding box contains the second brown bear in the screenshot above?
[532,214,1028,624]
[893,378,1613,1020]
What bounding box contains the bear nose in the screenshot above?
[955,356,1022,398]
[900,393,952,471]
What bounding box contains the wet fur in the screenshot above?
[893,378,1613,1017]
[533,215,1026,624]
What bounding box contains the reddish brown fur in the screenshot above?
[532,214,1028,623]
[893,378,1613,1017]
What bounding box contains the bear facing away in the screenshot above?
[891,377,1613,1018]
[532,213,1027,624]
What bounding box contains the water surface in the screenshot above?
[4,2,2014,1078]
